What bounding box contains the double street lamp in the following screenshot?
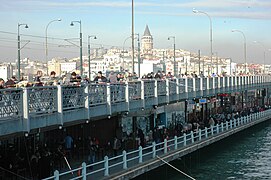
[168,36,176,76]
[45,19,61,75]
[193,8,213,75]
[253,41,266,74]
[135,33,141,77]
[231,29,247,74]
[88,35,97,80]
[70,20,83,77]
[17,23,29,81]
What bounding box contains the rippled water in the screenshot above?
[135,121,271,180]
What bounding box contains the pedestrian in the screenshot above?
[112,137,121,156]
[93,71,107,83]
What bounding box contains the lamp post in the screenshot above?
[70,20,83,77]
[231,29,247,74]
[135,33,141,77]
[17,23,28,81]
[168,36,176,76]
[45,19,61,75]
[131,0,135,74]
[88,35,97,81]
[122,36,132,70]
[193,8,213,75]
[254,41,266,74]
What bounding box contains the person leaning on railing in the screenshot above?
[0,78,5,89]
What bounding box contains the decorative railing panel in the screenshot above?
[128,81,141,100]
[187,78,193,92]
[144,80,155,98]
[0,88,22,120]
[209,78,214,89]
[178,78,185,93]
[110,83,126,103]
[202,78,207,90]
[169,79,177,95]
[62,85,85,110]
[28,86,57,114]
[157,80,167,96]
[88,84,107,106]
[195,78,200,91]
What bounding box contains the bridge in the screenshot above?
[0,75,270,138]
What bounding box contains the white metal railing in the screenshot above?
[0,75,270,131]
[43,109,271,180]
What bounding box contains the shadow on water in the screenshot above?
[134,120,271,180]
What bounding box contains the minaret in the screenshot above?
[141,25,153,52]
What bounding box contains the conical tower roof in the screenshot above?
[143,25,151,36]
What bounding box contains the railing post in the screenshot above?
[139,146,143,163]
[199,129,202,141]
[193,78,196,91]
[82,162,86,180]
[211,125,214,135]
[205,127,208,138]
[183,133,187,146]
[152,142,156,158]
[174,136,178,150]
[213,77,215,89]
[222,77,225,88]
[164,139,167,154]
[54,170,59,180]
[123,150,127,169]
[141,80,145,108]
[154,80,158,105]
[191,131,194,143]
[84,85,90,120]
[200,78,203,91]
[227,76,230,87]
[206,78,210,90]
[166,79,170,104]
[185,78,188,92]
[125,81,130,112]
[23,88,30,133]
[230,120,233,129]
[106,84,112,116]
[176,79,179,96]
[57,85,63,126]
[221,123,224,132]
[226,121,228,130]
[216,124,219,134]
[104,156,109,176]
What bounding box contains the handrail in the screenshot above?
[45,109,271,179]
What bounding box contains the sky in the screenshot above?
[0,0,270,64]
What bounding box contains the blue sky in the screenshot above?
[0,0,270,64]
